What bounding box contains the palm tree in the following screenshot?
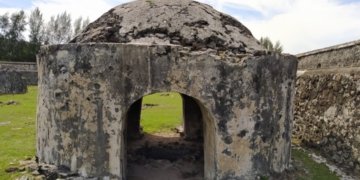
[259,37,283,54]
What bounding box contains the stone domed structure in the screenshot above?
[71,0,263,54]
[37,0,297,179]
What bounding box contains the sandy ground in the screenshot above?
[126,132,204,180]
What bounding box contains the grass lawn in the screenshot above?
[0,86,37,179]
[0,87,340,179]
[292,148,339,180]
[140,93,182,133]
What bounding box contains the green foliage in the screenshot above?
[0,8,90,62]
[0,37,39,62]
[0,13,10,36]
[0,10,38,62]
[259,36,283,54]
[29,7,43,44]
[0,10,27,40]
[7,11,27,41]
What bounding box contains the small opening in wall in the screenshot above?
[317,63,321,69]
[125,92,205,180]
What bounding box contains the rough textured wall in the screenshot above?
[297,40,360,70]
[37,43,297,179]
[294,69,360,173]
[0,61,37,71]
[19,71,38,85]
[0,61,38,85]
[295,39,360,174]
[0,70,27,94]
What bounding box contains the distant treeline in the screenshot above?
[0,8,90,62]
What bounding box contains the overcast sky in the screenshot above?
[1,0,360,54]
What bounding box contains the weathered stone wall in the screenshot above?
[0,61,37,71]
[0,70,27,94]
[297,40,360,70]
[0,61,38,85]
[294,40,360,174]
[294,69,360,172]
[37,43,297,179]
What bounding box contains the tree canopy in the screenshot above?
[259,37,283,54]
[0,8,90,62]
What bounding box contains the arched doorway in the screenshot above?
[124,92,215,180]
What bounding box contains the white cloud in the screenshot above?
[31,0,114,22]
[0,7,25,15]
[242,0,360,54]
[1,0,360,54]
[199,0,360,54]
[199,0,293,17]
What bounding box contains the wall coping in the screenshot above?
[296,39,360,58]
[0,61,36,65]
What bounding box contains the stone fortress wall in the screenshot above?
[0,70,27,94]
[293,40,360,174]
[0,61,38,86]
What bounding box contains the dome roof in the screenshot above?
[70,0,264,54]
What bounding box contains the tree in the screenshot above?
[29,7,44,44]
[56,12,72,43]
[7,10,27,41]
[72,16,90,38]
[0,13,10,37]
[82,17,90,30]
[0,9,91,61]
[0,11,40,62]
[73,17,82,37]
[259,37,283,54]
[43,16,55,44]
[45,11,72,44]
[0,11,28,61]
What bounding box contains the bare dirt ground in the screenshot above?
[127,132,204,180]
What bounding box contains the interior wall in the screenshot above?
[126,98,143,140]
[181,94,203,140]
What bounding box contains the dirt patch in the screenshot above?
[127,132,204,180]
[142,103,159,109]
[0,121,10,126]
[0,100,19,106]
[8,145,344,180]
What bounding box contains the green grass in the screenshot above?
[0,86,37,179]
[0,88,340,179]
[140,92,183,133]
[292,148,339,180]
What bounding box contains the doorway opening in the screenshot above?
[125,92,205,180]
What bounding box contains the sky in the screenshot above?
[0,0,360,54]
